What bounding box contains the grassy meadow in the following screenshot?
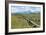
[11,13,40,29]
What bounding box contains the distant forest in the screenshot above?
[11,12,40,16]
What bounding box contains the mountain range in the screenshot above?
[15,10,40,14]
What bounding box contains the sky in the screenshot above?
[11,6,41,13]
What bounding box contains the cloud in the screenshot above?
[11,6,41,13]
